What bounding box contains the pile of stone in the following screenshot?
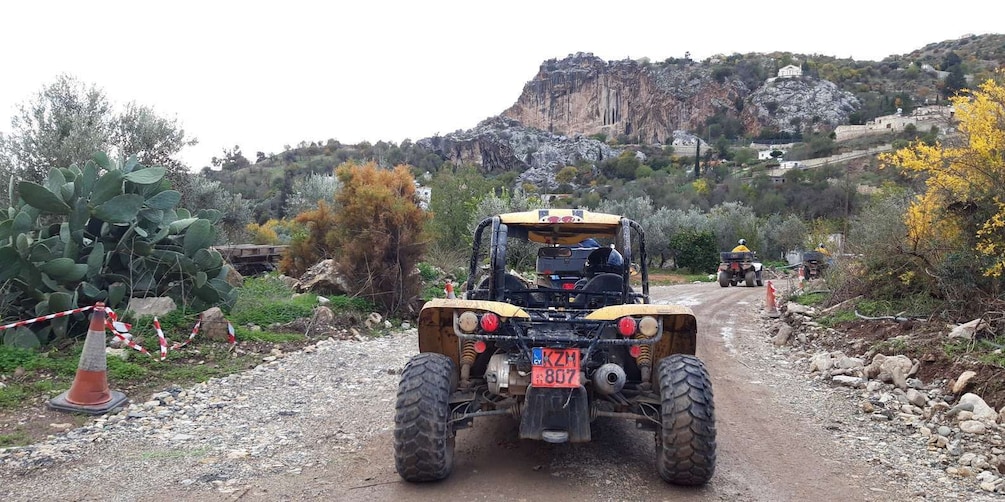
[766,300,1005,494]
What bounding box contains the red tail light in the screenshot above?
[617,317,637,337]
[561,283,575,290]
[480,313,500,332]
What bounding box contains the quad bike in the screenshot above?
[717,251,763,287]
[801,251,826,279]
[394,209,716,486]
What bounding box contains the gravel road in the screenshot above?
[0,283,999,501]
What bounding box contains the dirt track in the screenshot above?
[231,283,889,501]
[4,283,910,501]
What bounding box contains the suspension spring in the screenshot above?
[633,332,654,384]
[460,340,477,366]
[460,340,477,382]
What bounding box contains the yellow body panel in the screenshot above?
[418,297,698,367]
[583,304,694,320]
[497,209,624,245]
[417,299,530,364]
[583,304,700,363]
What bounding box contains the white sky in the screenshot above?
[1,1,1002,169]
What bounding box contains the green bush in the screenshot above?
[818,310,857,327]
[230,296,316,326]
[1,153,236,348]
[793,292,827,306]
[417,262,439,281]
[324,295,374,312]
[0,346,37,373]
[669,230,718,273]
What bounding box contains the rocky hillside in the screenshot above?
[742,76,859,135]
[501,53,750,143]
[426,34,1003,173]
[208,35,1003,205]
[416,116,620,188]
[501,52,858,143]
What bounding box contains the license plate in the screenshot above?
[531,347,581,388]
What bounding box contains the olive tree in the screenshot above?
[0,74,196,207]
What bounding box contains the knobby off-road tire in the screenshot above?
[656,354,716,486]
[717,271,730,288]
[394,353,458,482]
[744,270,755,287]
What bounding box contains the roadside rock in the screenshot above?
[953,370,978,394]
[200,307,232,342]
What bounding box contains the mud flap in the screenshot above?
[519,386,591,443]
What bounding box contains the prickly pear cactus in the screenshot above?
[0,152,237,347]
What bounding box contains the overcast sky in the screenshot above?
[1,1,1002,169]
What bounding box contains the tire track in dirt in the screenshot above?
[251,283,890,501]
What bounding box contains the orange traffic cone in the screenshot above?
[48,303,128,415]
[765,281,780,318]
[444,279,457,299]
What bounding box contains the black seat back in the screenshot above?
[572,273,624,308]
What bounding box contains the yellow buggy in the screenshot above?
[394,209,716,485]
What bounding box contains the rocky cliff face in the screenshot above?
[501,52,859,141]
[741,77,860,135]
[416,53,861,185]
[416,116,617,188]
[502,53,748,143]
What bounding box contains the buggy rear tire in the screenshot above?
[744,271,755,287]
[394,353,458,482]
[656,354,716,486]
[717,271,729,288]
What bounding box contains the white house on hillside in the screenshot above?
[777,65,802,78]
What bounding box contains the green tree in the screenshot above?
[284,172,342,217]
[111,102,197,185]
[211,145,251,171]
[669,230,718,272]
[0,74,112,188]
[0,75,197,205]
[179,174,254,243]
[428,164,490,248]
[879,73,1005,312]
[555,165,578,184]
[943,66,967,98]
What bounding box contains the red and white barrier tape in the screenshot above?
[172,318,201,350]
[153,317,167,361]
[0,306,94,332]
[2,304,235,359]
[103,308,150,355]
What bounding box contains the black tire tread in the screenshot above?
[393,352,457,482]
[656,354,716,486]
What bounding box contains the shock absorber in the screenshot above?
[460,339,477,383]
[633,332,653,385]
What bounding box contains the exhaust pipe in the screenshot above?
[593,363,626,395]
